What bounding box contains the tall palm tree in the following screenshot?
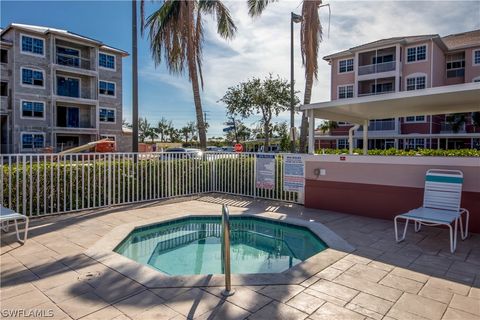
[143,1,237,150]
[157,117,171,142]
[249,0,323,153]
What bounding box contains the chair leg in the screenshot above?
[449,220,458,253]
[414,221,421,232]
[460,210,469,240]
[23,217,29,244]
[13,218,28,245]
[395,217,409,242]
[1,221,9,232]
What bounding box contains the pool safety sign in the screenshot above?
[256,154,276,189]
[283,155,305,192]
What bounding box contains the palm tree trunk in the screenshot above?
[299,72,314,153]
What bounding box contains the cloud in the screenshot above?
[138,0,480,137]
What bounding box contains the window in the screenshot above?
[338,85,354,99]
[405,138,425,150]
[0,49,7,63]
[57,76,80,97]
[405,115,425,123]
[99,81,115,96]
[406,45,427,62]
[21,101,44,119]
[21,133,45,150]
[57,106,79,128]
[99,108,115,123]
[21,35,44,56]
[337,139,349,149]
[99,53,115,69]
[371,82,393,94]
[446,53,465,78]
[406,76,426,91]
[473,50,480,65]
[372,54,394,64]
[56,46,80,67]
[0,82,7,96]
[100,135,116,141]
[338,59,354,73]
[21,68,44,87]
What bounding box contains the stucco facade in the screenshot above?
[317,30,480,150]
[0,24,128,154]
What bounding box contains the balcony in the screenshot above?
[358,119,396,131]
[56,53,91,70]
[358,90,395,97]
[358,61,396,76]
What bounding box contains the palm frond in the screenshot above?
[300,0,323,81]
[247,0,277,17]
[199,0,237,39]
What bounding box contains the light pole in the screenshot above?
[132,0,139,153]
[290,12,302,153]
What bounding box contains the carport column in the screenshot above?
[363,120,368,155]
[308,109,315,154]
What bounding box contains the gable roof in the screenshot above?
[441,29,480,50]
[0,23,128,56]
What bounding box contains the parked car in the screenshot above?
[222,146,234,152]
[206,146,222,152]
[163,148,203,159]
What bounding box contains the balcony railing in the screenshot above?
[358,91,395,97]
[56,53,91,70]
[358,120,396,131]
[358,61,396,76]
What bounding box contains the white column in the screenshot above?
[363,120,368,155]
[308,109,315,154]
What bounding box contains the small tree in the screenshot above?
[157,117,171,142]
[138,117,152,143]
[221,75,297,150]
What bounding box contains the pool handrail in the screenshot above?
[221,204,235,296]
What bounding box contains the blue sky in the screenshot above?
[1,0,479,137]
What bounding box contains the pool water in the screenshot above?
[115,216,327,275]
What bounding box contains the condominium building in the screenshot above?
[0,23,129,154]
[316,29,480,150]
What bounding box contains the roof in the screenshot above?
[300,83,480,124]
[0,23,128,56]
[441,29,480,51]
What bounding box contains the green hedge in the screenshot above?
[315,148,480,157]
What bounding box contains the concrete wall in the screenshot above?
[304,155,480,233]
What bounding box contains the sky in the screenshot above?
[1,0,479,138]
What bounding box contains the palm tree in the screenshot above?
[180,126,191,144]
[157,117,171,142]
[144,1,237,150]
[249,0,323,153]
[138,117,152,142]
[318,120,338,134]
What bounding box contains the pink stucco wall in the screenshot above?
[432,41,446,87]
[401,41,432,88]
[330,55,355,100]
[465,47,480,82]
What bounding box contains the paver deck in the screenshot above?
[1,194,479,320]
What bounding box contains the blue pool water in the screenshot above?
[115,216,327,275]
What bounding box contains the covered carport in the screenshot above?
[301,82,480,154]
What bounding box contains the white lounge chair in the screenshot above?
[394,169,469,253]
[0,205,29,244]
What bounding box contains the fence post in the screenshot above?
[22,155,26,216]
[108,153,112,206]
[253,153,257,199]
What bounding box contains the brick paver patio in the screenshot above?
[1,195,479,320]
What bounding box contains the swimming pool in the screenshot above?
[114,216,327,275]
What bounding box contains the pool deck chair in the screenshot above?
[0,205,29,244]
[394,169,469,253]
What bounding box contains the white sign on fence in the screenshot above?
[283,155,305,192]
[256,154,276,189]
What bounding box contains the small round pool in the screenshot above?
[114,216,327,275]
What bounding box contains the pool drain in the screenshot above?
[77,271,101,282]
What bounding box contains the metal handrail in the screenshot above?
[221,204,235,296]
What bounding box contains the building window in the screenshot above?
[371,82,393,94]
[56,46,80,68]
[473,50,480,65]
[372,54,394,64]
[21,133,45,150]
[100,135,116,141]
[57,76,80,97]
[446,53,465,78]
[338,85,354,99]
[405,138,425,150]
[338,59,354,73]
[99,53,115,69]
[99,81,115,96]
[21,35,44,56]
[406,45,426,62]
[21,101,44,119]
[0,49,7,63]
[405,115,425,123]
[337,139,349,149]
[0,82,7,96]
[99,108,115,123]
[21,68,44,87]
[406,76,426,91]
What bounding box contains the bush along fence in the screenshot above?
[1,152,299,217]
[316,148,480,157]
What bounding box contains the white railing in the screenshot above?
[358,61,396,75]
[0,152,300,217]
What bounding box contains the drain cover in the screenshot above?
[77,271,101,281]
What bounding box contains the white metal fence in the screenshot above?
[1,152,301,217]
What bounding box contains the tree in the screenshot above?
[157,117,171,142]
[180,126,191,144]
[318,120,338,134]
[144,0,237,150]
[274,121,290,151]
[221,75,296,150]
[249,0,324,153]
[224,119,251,143]
[138,117,152,142]
[446,112,480,133]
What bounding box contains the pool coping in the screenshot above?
[85,210,355,288]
